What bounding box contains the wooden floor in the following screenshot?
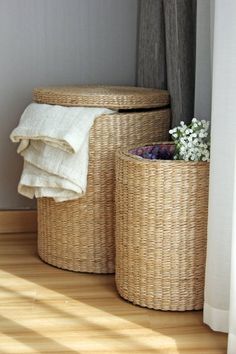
[0,233,227,354]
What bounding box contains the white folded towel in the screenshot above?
[10,103,114,202]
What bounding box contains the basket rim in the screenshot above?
[117,142,210,165]
[33,85,170,109]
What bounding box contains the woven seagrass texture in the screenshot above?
[37,110,171,273]
[115,144,209,310]
[33,85,170,109]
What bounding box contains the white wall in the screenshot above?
[194,0,214,120]
[0,0,138,209]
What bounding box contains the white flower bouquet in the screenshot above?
[169,118,210,162]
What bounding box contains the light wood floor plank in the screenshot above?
[0,233,227,354]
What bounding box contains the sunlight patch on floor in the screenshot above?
[0,269,178,353]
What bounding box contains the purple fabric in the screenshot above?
[129,144,175,160]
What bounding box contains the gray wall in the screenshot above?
[194,0,214,120]
[0,0,138,209]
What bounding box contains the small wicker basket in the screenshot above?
[36,86,171,274]
[115,142,209,310]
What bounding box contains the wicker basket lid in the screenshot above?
[33,85,169,109]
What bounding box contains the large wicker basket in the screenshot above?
[115,143,209,310]
[36,86,171,273]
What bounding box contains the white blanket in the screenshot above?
[10,103,114,202]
